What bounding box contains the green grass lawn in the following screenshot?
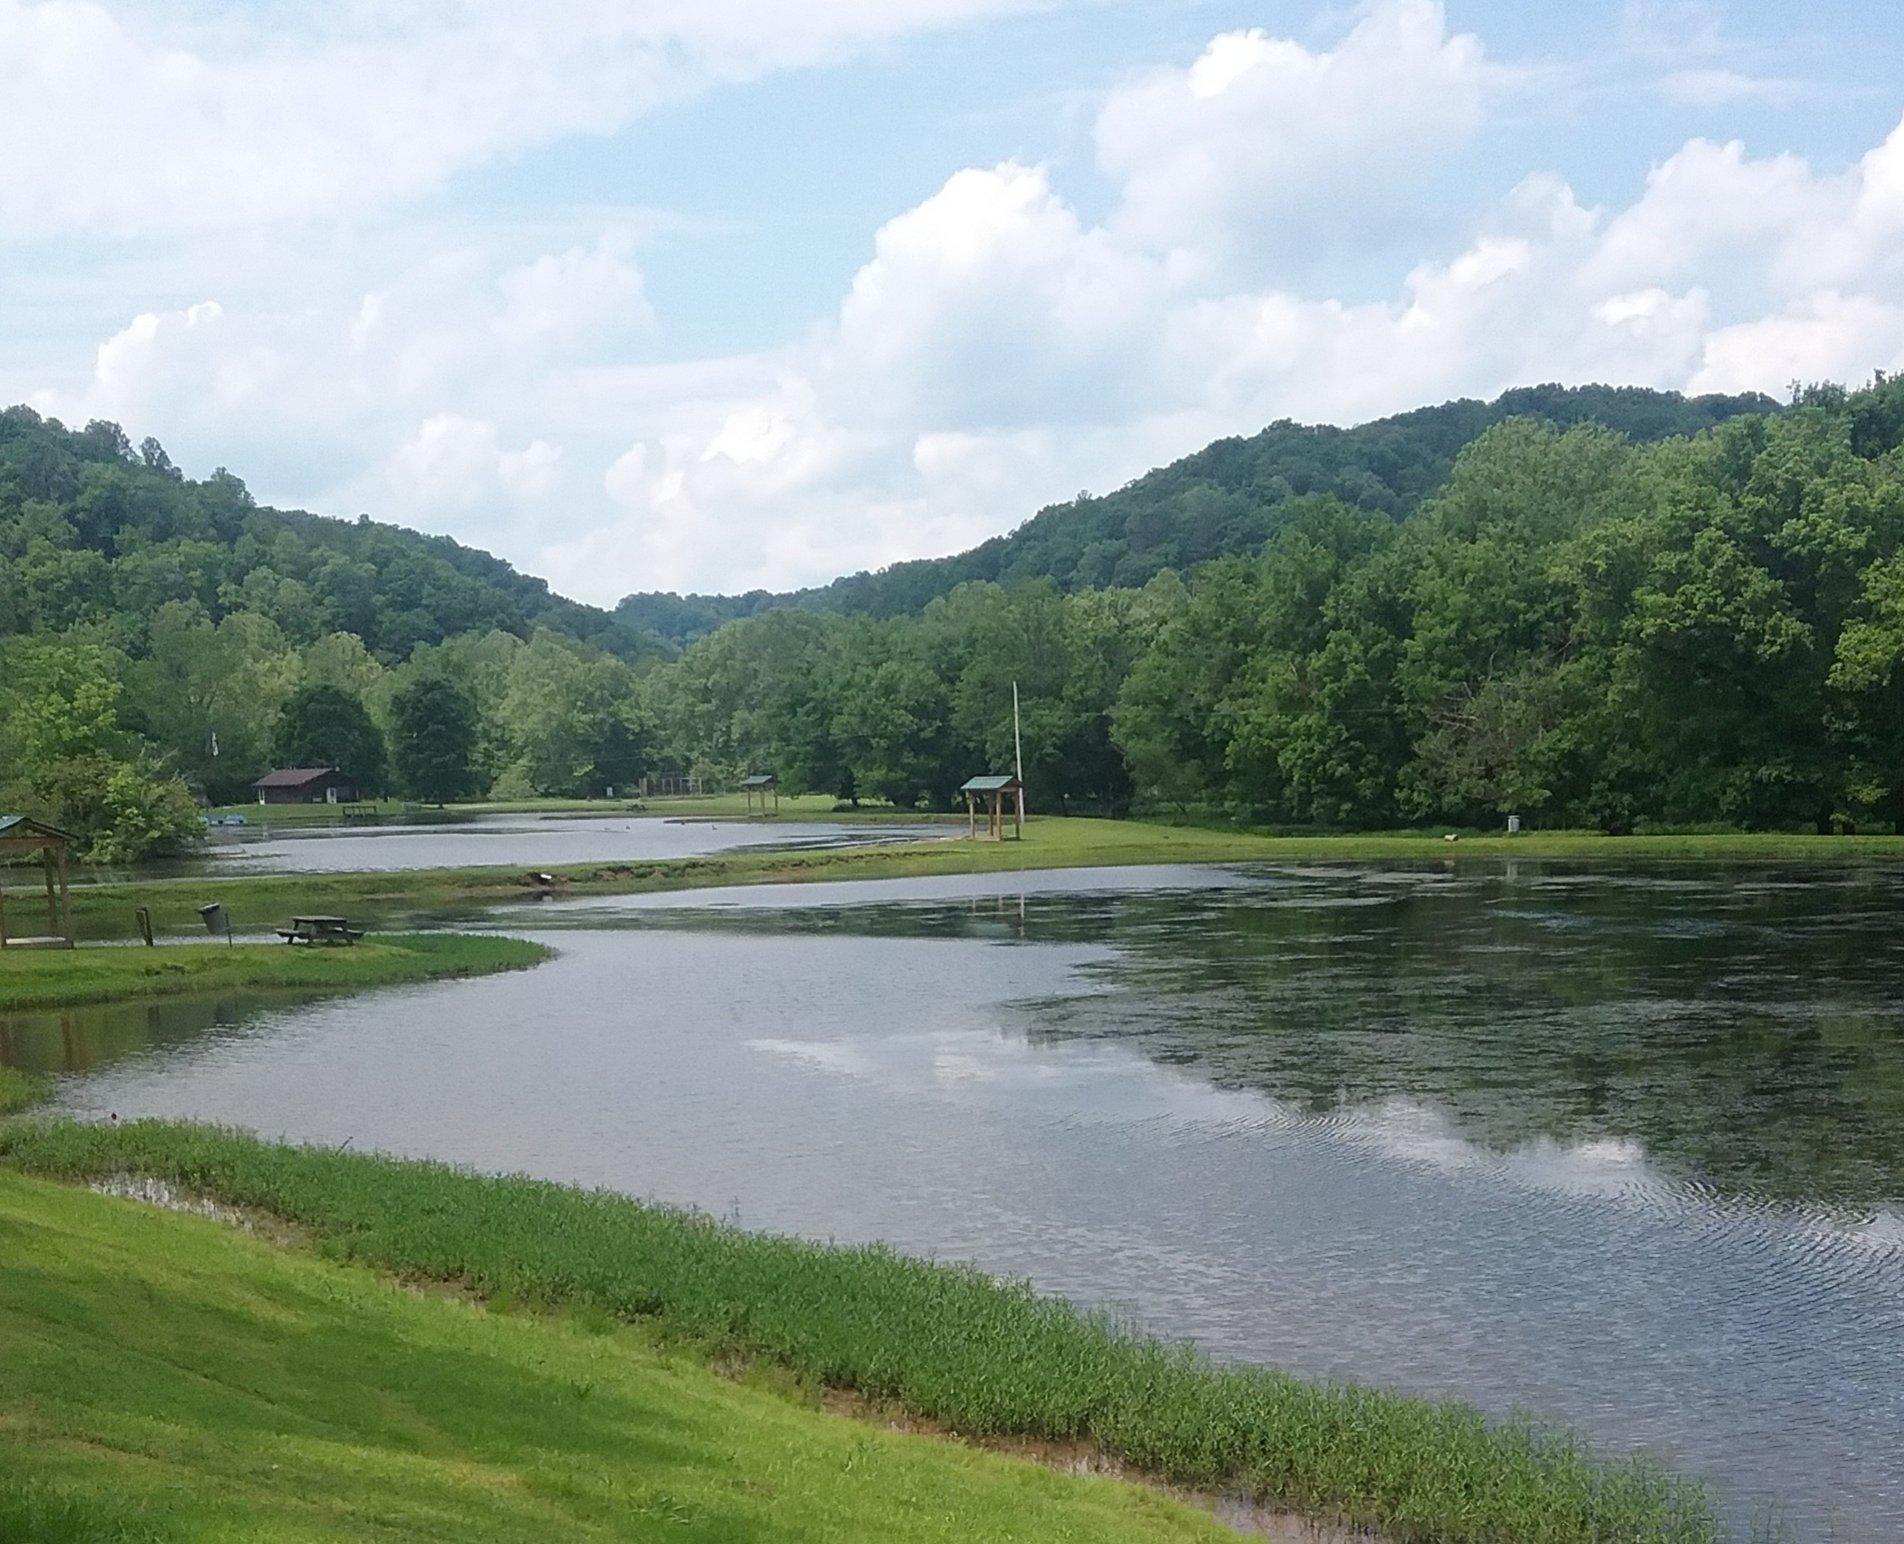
[0,934,548,1013]
[0,1121,1728,1544]
[0,1169,1239,1544]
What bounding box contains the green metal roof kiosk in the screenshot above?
[958,775,1023,841]
[740,773,779,816]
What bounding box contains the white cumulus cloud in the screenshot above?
[10,1,1904,602]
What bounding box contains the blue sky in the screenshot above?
[5,0,1903,600]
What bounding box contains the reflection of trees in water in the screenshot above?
[1029,866,1904,1207]
[18,865,1902,1205]
[0,991,325,1076]
[638,864,1904,1206]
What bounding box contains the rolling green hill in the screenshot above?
[0,406,662,663]
[616,383,1778,643]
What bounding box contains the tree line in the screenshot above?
[646,377,1904,833]
[5,379,1903,861]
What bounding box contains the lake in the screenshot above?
[7,861,1901,1540]
[182,811,949,873]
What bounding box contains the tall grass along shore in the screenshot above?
[0,1065,47,1115]
[0,1120,1729,1544]
[0,1166,1237,1544]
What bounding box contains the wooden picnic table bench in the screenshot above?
[277,915,365,946]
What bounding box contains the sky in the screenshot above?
[5,0,1904,605]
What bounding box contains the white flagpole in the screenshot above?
[1012,681,1023,785]
[1012,680,1025,834]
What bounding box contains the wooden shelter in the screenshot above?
[0,816,75,950]
[740,773,780,815]
[253,767,361,806]
[959,775,1023,841]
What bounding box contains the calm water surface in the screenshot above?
[8,861,1902,1540]
[181,811,947,873]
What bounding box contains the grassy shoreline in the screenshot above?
[0,1165,1239,1544]
[64,816,1904,941]
[0,934,550,1013]
[0,1120,1729,1544]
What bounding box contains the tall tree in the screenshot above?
[389,677,480,805]
[272,683,386,792]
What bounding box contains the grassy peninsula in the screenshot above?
[0,934,549,1013]
[65,814,1904,942]
[0,1120,1728,1544]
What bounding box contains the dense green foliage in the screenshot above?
[647,379,1904,831]
[0,408,674,851]
[387,675,479,804]
[0,1122,1728,1543]
[617,384,1776,641]
[272,683,386,793]
[7,380,1900,850]
[0,407,657,661]
[0,1170,1235,1544]
[0,634,203,861]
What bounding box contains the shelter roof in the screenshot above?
[0,815,74,843]
[252,767,345,789]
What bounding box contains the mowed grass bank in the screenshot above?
[0,1169,1237,1544]
[0,934,548,1012]
[68,815,1904,941]
[0,1121,1729,1544]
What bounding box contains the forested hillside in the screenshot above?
[0,408,665,855]
[7,381,1900,863]
[0,408,657,663]
[617,384,1778,642]
[645,378,1904,834]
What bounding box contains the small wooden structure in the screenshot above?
[254,767,361,806]
[959,775,1023,841]
[0,816,75,950]
[276,915,364,946]
[740,773,780,816]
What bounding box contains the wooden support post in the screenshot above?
[967,793,977,840]
[57,845,71,946]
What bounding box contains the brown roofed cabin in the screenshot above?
[740,773,779,815]
[0,815,75,950]
[253,767,361,806]
[959,775,1023,841]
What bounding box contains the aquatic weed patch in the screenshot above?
[0,1120,1729,1544]
[0,1066,49,1116]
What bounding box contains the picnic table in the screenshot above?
[276,915,365,946]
